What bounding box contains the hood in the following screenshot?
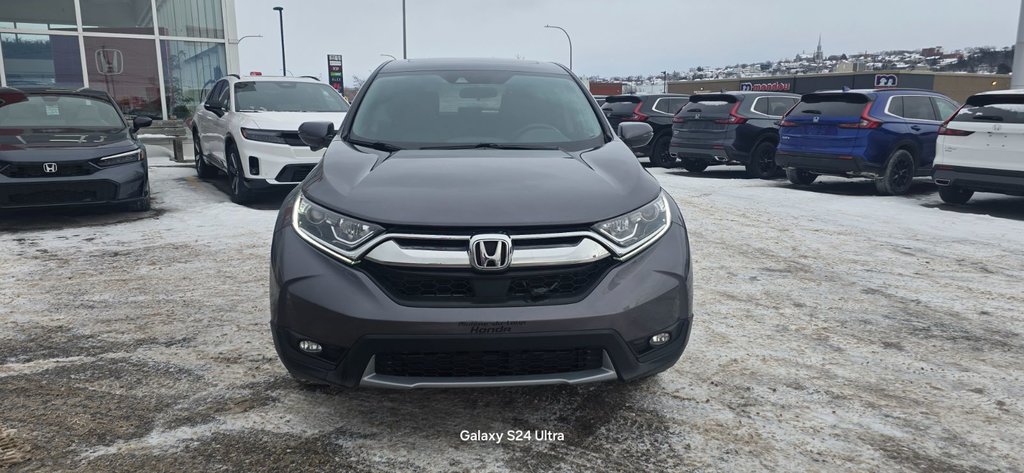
[241,112,346,131]
[301,141,662,228]
[0,130,138,163]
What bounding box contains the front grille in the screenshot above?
[0,162,98,178]
[360,258,614,307]
[375,348,604,377]
[0,181,117,206]
[275,164,316,183]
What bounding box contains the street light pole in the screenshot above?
[273,7,286,76]
[544,24,572,71]
[402,0,407,59]
[663,71,668,93]
[1013,0,1024,88]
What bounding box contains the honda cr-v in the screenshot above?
[270,59,694,389]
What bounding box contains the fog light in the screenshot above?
[650,333,671,346]
[248,156,260,176]
[298,340,322,353]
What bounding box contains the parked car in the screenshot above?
[271,58,693,389]
[593,95,608,106]
[602,94,689,167]
[191,75,349,204]
[933,90,1024,204]
[776,88,959,195]
[670,91,799,178]
[0,86,152,211]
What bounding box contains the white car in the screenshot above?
[191,75,349,203]
[933,89,1024,205]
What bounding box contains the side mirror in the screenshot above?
[618,122,654,148]
[132,116,153,132]
[204,103,225,117]
[298,121,336,151]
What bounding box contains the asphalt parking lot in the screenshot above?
[1,161,1022,472]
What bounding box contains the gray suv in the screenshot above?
[270,59,693,389]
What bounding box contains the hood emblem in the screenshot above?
[43,163,58,174]
[469,234,512,271]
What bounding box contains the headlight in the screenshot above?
[96,148,145,167]
[593,192,672,258]
[241,128,288,144]
[292,194,384,262]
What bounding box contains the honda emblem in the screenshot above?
[469,234,512,271]
[43,163,58,174]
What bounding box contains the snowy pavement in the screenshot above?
[0,162,1021,471]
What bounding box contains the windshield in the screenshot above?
[0,94,125,130]
[234,81,350,113]
[349,70,604,151]
[953,95,1024,124]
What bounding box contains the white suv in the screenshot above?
[191,75,349,203]
[933,90,1024,205]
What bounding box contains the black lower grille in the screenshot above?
[375,348,604,377]
[275,164,315,183]
[0,181,117,206]
[360,259,614,306]
[1,162,98,178]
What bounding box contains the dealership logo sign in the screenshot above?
[874,74,898,87]
[95,49,124,75]
[740,81,792,92]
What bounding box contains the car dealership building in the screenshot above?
[0,0,239,120]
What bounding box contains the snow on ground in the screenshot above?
[0,161,1021,472]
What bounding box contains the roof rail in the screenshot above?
[301,75,319,81]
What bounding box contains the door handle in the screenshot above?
[910,125,922,131]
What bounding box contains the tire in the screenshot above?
[786,168,817,186]
[648,135,675,168]
[746,141,781,179]
[193,129,217,179]
[938,185,974,204]
[875,149,916,196]
[681,159,709,173]
[227,146,254,204]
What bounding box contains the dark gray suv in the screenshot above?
[270,59,693,389]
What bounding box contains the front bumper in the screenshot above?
[270,220,693,388]
[933,166,1024,196]
[0,161,148,209]
[238,139,324,184]
[775,150,882,178]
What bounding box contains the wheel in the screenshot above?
[746,141,781,179]
[875,149,916,196]
[938,185,974,204]
[648,135,675,168]
[193,129,217,178]
[227,146,254,204]
[786,168,817,185]
[681,159,709,173]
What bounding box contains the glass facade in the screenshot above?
[0,0,234,120]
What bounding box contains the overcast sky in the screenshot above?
[236,0,1021,81]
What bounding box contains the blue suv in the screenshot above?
[776,88,959,195]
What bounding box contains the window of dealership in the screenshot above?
[0,0,239,120]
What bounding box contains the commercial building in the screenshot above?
[0,0,239,120]
[668,71,1010,103]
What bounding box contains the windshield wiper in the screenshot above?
[348,139,404,152]
[971,115,1004,122]
[420,143,562,151]
[800,110,823,115]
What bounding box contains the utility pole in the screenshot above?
[273,7,286,76]
[1013,0,1024,88]
[663,71,668,93]
[402,0,407,59]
